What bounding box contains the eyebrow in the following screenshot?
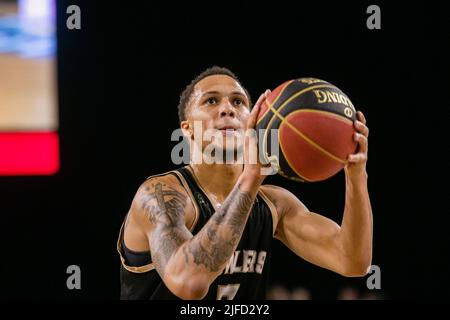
[202,91,247,97]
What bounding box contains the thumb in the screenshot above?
[247,89,270,129]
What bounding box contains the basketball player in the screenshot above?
[117,67,372,300]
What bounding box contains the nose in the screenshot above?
[219,101,235,118]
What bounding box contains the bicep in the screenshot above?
[278,209,342,260]
[279,207,346,273]
[134,177,194,278]
[267,185,346,274]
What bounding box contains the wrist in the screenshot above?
[240,170,264,191]
[345,166,368,181]
[345,169,368,191]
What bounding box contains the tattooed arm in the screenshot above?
[130,172,262,300]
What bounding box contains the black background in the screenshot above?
[1,0,444,299]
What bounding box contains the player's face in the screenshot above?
[185,75,251,154]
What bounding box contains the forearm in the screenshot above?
[167,173,261,289]
[339,171,373,273]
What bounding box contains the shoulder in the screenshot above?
[260,184,309,219]
[130,172,197,231]
[260,184,293,207]
[137,173,187,199]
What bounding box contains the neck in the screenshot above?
[188,162,243,202]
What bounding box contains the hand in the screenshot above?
[242,89,271,181]
[345,111,369,179]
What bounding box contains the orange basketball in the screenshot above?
[256,78,357,182]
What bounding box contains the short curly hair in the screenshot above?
[177,66,252,122]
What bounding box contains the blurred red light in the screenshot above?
[0,132,59,175]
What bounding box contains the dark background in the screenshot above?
[1,0,444,299]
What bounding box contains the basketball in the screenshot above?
[256,78,357,182]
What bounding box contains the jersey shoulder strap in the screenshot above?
[117,167,201,273]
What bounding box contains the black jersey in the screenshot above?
[117,166,278,300]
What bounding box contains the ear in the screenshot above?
[181,120,192,138]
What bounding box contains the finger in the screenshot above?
[354,120,369,137]
[348,153,367,163]
[357,111,366,125]
[253,90,270,109]
[354,132,368,153]
[247,102,260,128]
[248,90,270,128]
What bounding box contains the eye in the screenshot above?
[233,98,244,106]
[205,97,217,105]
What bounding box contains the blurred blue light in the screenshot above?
[0,0,56,58]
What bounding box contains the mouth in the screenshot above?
[216,126,239,136]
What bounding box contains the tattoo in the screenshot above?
[141,180,255,277]
[140,182,190,276]
[185,184,254,272]
[141,183,186,226]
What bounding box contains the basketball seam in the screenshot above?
[278,168,306,182]
[262,84,338,165]
[278,111,348,164]
[278,127,312,182]
[264,84,336,127]
[256,80,294,126]
[291,108,354,125]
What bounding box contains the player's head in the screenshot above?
[178,66,252,160]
